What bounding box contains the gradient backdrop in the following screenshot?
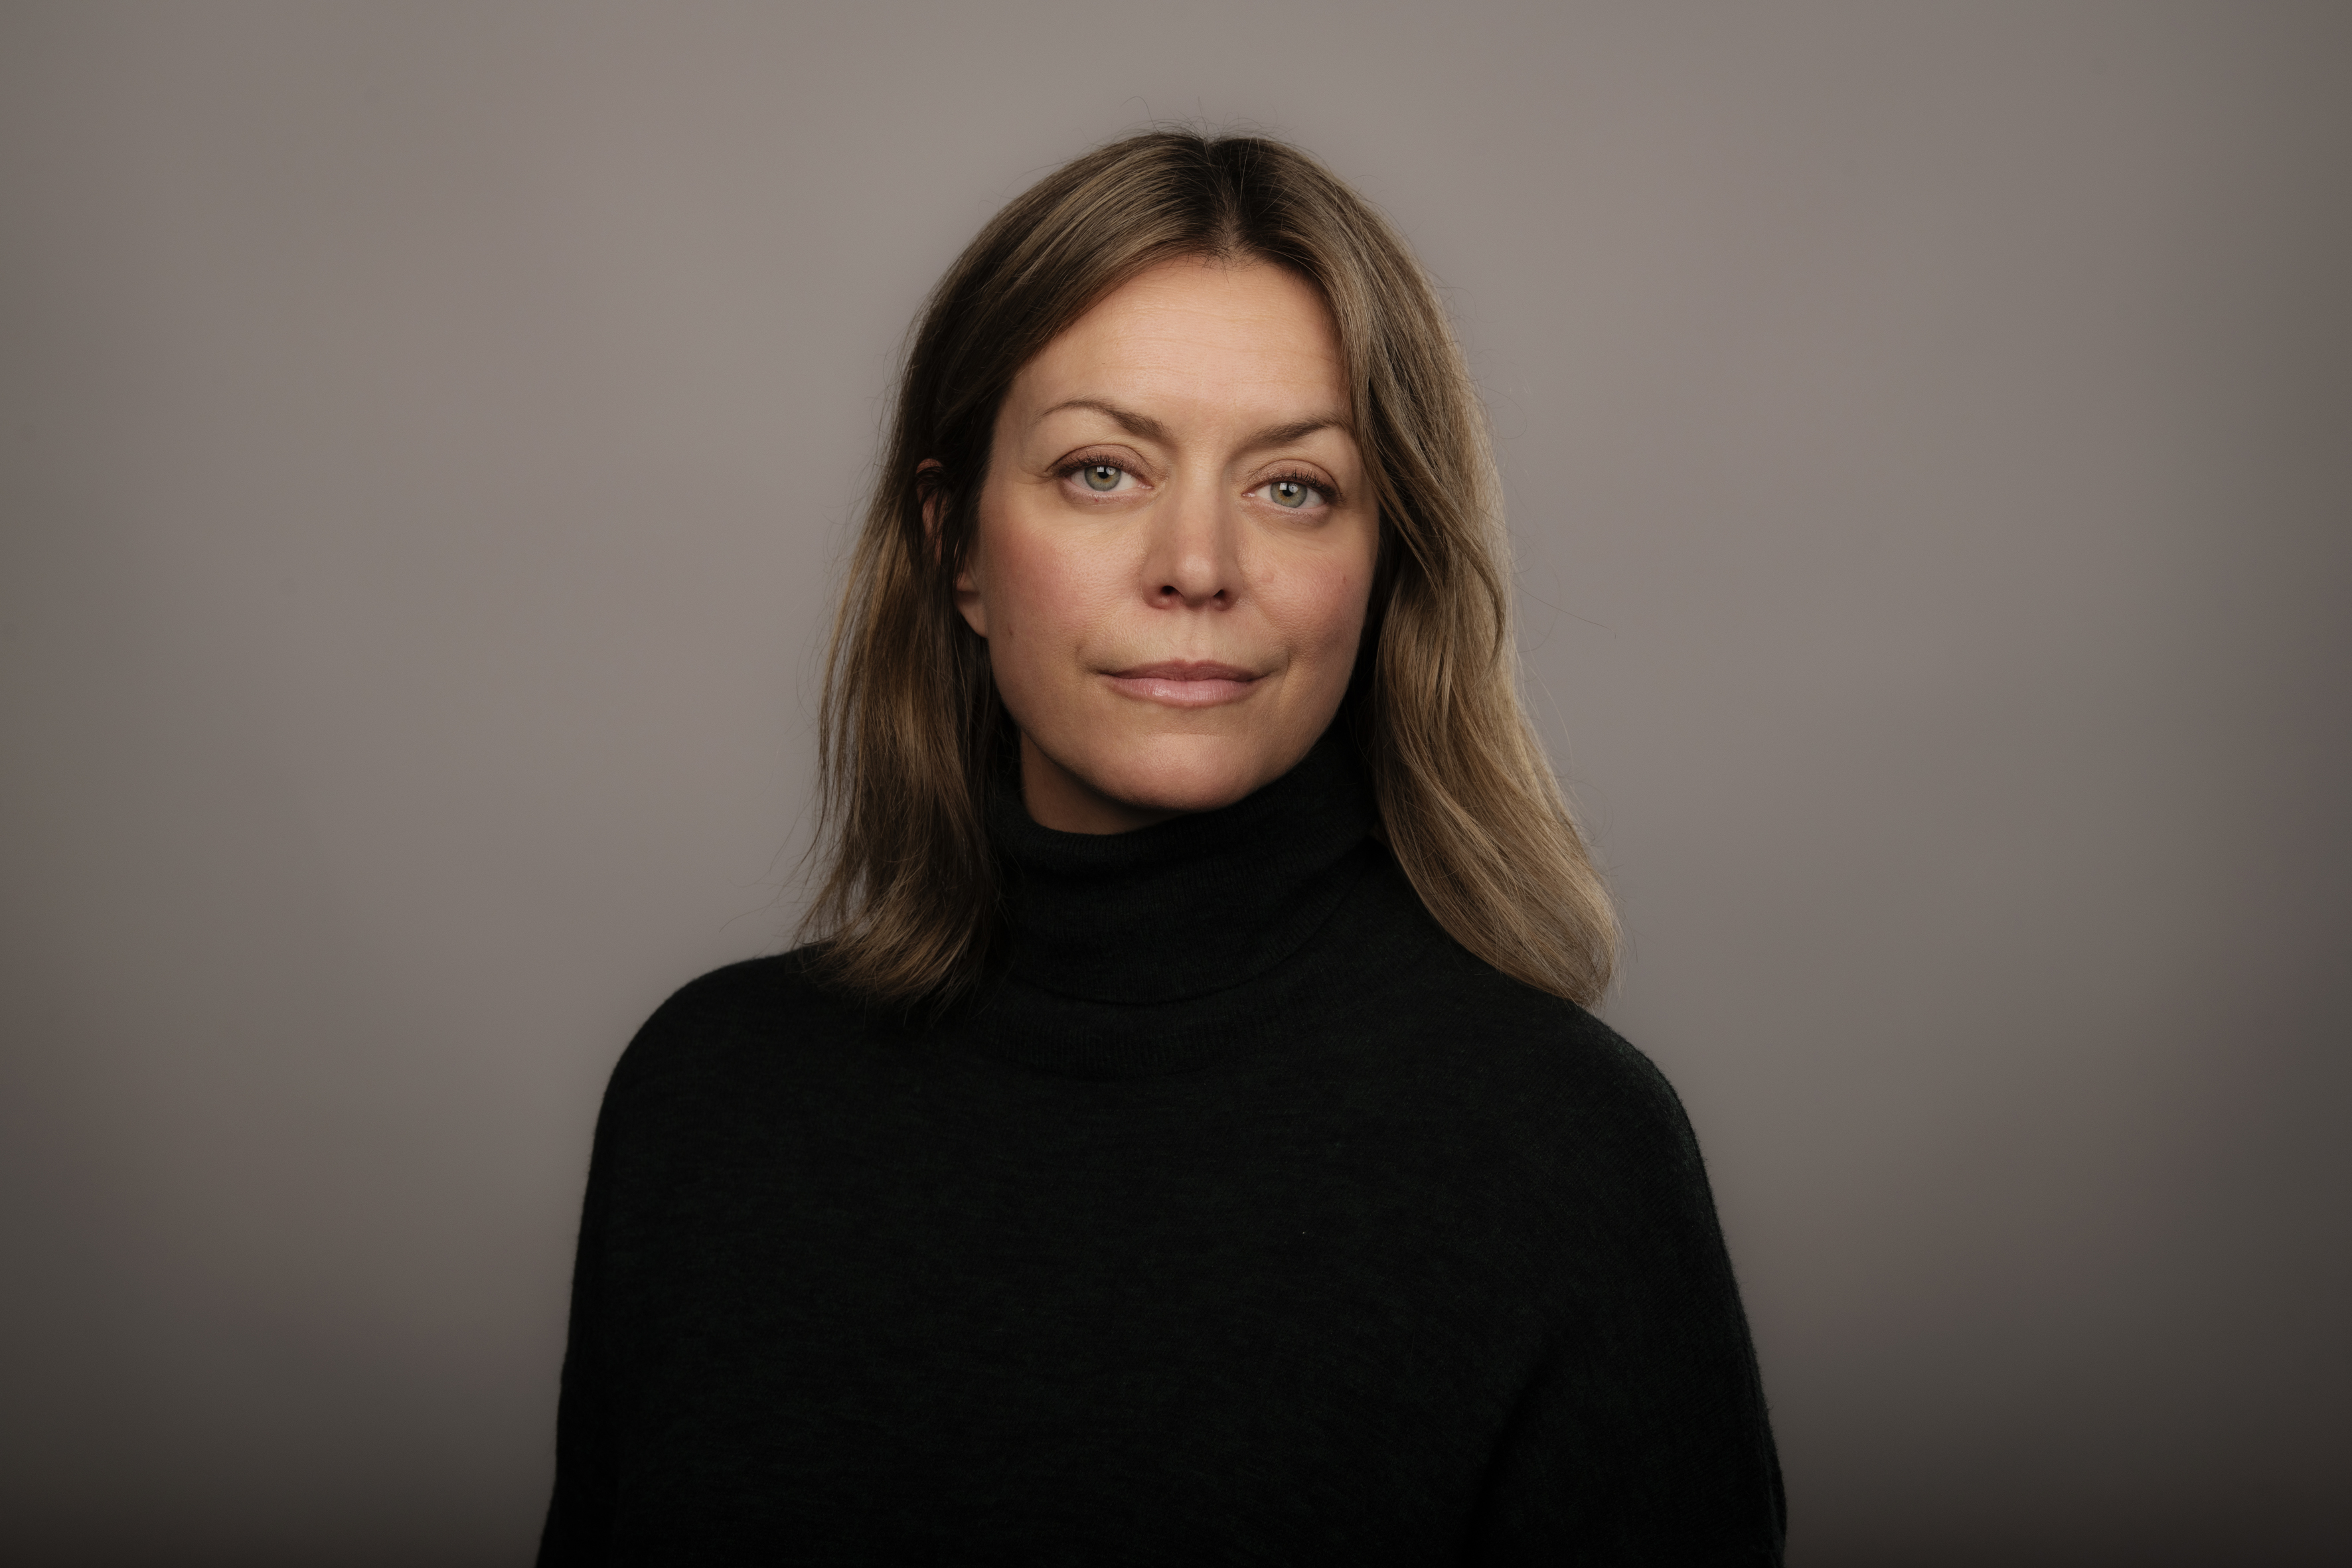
[3,4,2347,1564]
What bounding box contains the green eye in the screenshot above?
[1269,479,1312,508]
[1083,463,1122,492]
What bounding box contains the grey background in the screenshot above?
[3,3,2346,1563]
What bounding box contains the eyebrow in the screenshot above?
[1036,398,1348,455]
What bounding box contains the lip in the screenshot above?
[1104,660,1264,708]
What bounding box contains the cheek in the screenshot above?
[984,528,1092,653]
[1263,544,1376,665]
[974,516,1129,721]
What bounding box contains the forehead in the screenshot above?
[1009,256,1348,418]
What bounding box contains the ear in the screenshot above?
[919,460,988,637]
[953,554,986,639]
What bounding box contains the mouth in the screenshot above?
[1104,660,1264,708]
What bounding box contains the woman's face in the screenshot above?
[954,256,1379,834]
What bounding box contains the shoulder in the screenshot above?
[1381,961,1735,1287]
[1466,967,1686,1142]
[1343,872,1709,1209]
[1439,964,1697,1170]
[1350,858,1689,1142]
[596,947,868,1133]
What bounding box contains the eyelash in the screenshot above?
[1053,455,1340,507]
[1054,455,1137,491]
[1259,467,1338,507]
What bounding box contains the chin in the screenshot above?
[1089,734,1292,815]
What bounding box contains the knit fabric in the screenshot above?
[538,736,1785,1564]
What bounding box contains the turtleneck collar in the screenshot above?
[986,729,1378,1007]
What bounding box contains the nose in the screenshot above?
[1142,477,1236,609]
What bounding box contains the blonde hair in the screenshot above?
[803,131,1617,1007]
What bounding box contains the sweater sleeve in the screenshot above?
[538,982,706,1568]
[1469,1042,1787,1565]
[534,959,798,1565]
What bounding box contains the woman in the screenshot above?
[539,131,1784,1565]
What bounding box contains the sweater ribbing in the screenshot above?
[538,738,1785,1565]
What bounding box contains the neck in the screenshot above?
[988,728,1378,1006]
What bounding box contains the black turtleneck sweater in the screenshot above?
[537,740,1784,1565]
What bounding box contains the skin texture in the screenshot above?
[951,257,1380,834]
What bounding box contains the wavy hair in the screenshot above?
[801,130,1617,1008]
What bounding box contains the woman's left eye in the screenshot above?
[1261,477,1322,509]
[1080,463,1125,492]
